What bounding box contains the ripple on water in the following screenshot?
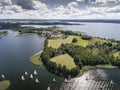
[60,69,120,90]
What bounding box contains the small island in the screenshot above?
[0,80,10,90]
[0,31,8,37]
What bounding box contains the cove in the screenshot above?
[0,30,63,90]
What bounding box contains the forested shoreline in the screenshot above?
[38,29,120,78]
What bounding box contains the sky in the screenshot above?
[0,0,120,19]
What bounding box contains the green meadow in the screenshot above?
[48,35,89,48]
[50,54,76,70]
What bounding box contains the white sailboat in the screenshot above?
[64,78,70,83]
[47,86,50,90]
[53,78,56,82]
[21,75,25,80]
[25,71,28,75]
[33,70,37,75]
[30,74,33,79]
[35,78,39,83]
[1,74,5,79]
[110,80,114,84]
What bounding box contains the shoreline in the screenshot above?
[29,50,43,66]
[78,65,118,76]
[29,51,119,76]
[29,50,119,77]
[0,32,8,38]
[0,80,10,90]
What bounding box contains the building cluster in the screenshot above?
[36,30,63,38]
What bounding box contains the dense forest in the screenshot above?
[40,34,120,78]
[40,40,80,78]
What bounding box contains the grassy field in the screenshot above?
[50,54,76,70]
[0,80,10,90]
[48,36,89,48]
[91,37,107,44]
[113,51,120,58]
[48,36,74,48]
[74,36,89,47]
[29,51,43,66]
[78,64,118,76]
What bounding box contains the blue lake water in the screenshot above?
[22,22,120,40]
[0,30,63,90]
[0,22,120,90]
[61,23,120,40]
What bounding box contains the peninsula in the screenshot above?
[5,25,120,78]
[14,26,120,78]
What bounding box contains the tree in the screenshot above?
[57,64,63,76]
[47,62,57,74]
[82,35,92,40]
[72,38,78,43]
[70,67,80,77]
[62,65,70,78]
[78,62,83,69]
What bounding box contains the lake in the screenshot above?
[22,22,120,40]
[0,30,63,90]
[60,69,120,90]
[1,22,120,90]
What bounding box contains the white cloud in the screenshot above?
[109,0,118,3]
[10,5,23,12]
[17,0,48,11]
[95,0,109,4]
[0,0,12,5]
[95,0,120,4]
[76,0,84,2]
[0,0,120,19]
[0,5,23,13]
[67,2,78,9]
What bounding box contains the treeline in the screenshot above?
[16,27,35,34]
[14,26,60,35]
[40,38,120,78]
[0,22,81,29]
[40,40,80,78]
[82,35,92,40]
[0,22,20,29]
[61,30,82,36]
[83,41,120,67]
[60,44,109,67]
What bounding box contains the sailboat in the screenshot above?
[110,80,114,84]
[35,78,39,83]
[64,78,70,83]
[1,74,5,79]
[30,74,33,79]
[53,78,56,82]
[25,71,28,75]
[47,86,50,90]
[21,75,25,80]
[33,70,37,75]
